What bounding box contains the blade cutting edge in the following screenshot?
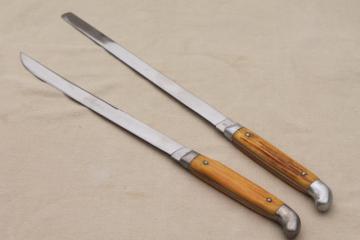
[62,12,228,127]
[20,52,185,157]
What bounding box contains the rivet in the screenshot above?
[245,132,251,137]
[300,171,307,176]
[266,198,272,203]
[203,160,209,165]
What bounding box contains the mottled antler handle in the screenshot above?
[231,127,332,212]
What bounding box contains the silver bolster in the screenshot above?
[215,118,242,140]
[275,205,301,239]
[307,180,333,212]
[179,151,199,169]
[171,148,199,169]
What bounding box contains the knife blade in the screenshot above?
[21,52,300,238]
[62,12,332,212]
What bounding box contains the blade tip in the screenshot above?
[61,12,75,21]
[19,53,50,84]
[19,52,30,65]
[19,52,39,78]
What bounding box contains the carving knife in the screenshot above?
[20,53,300,238]
[62,12,332,212]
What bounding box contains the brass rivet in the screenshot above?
[203,160,209,165]
[300,171,307,176]
[266,198,272,203]
[245,132,251,137]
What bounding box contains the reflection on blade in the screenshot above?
[20,53,184,156]
[62,12,227,126]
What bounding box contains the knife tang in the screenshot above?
[21,53,300,238]
[61,12,332,212]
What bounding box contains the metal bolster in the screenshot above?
[171,148,199,169]
[275,205,301,239]
[179,151,199,169]
[215,118,243,141]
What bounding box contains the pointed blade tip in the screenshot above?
[19,51,26,59]
[19,52,32,69]
[19,53,48,84]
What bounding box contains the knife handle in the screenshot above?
[187,154,300,239]
[231,127,332,211]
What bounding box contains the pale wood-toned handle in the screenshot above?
[232,127,318,192]
[189,154,284,219]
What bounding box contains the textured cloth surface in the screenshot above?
[1,1,359,239]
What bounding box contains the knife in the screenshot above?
[20,53,300,238]
[61,12,332,212]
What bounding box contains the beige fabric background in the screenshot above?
[1,0,360,239]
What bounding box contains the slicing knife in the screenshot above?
[21,53,300,238]
[61,12,332,212]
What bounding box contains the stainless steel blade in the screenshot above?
[62,12,228,127]
[20,53,186,157]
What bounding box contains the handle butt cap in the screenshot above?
[276,205,301,239]
[308,180,332,212]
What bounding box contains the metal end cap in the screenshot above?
[308,180,333,212]
[276,205,301,239]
